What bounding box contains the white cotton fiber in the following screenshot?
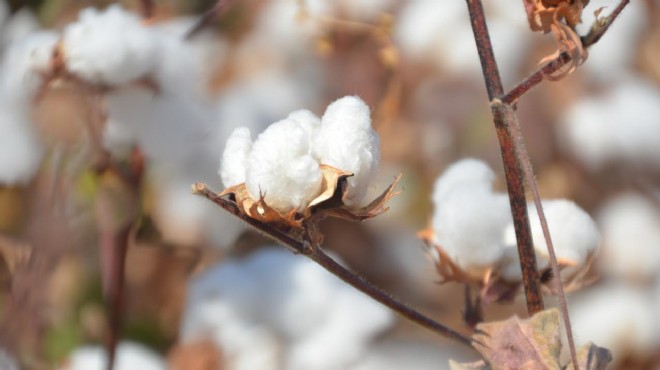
[501,200,599,281]
[559,79,660,171]
[431,159,512,276]
[314,96,380,207]
[220,127,253,188]
[63,342,166,370]
[180,248,393,370]
[598,193,660,281]
[62,5,158,85]
[0,31,59,104]
[246,113,322,212]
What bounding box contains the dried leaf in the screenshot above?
[523,0,590,78]
[472,308,562,370]
[450,359,491,370]
[564,342,611,370]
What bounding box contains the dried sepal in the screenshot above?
[523,0,590,79]
[218,166,401,229]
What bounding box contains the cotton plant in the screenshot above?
[215,95,398,235]
[420,159,600,307]
[180,248,394,370]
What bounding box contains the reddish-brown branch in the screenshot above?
[138,0,155,19]
[193,183,473,347]
[502,0,632,104]
[465,0,544,316]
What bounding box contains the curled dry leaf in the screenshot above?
[470,308,611,370]
[217,165,401,233]
[523,0,590,79]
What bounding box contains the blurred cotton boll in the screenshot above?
[0,31,59,105]
[559,79,660,171]
[0,7,40,51]
[180,248,394,370]
[597,193,660,282]
[62,342,166,370]
[62,5,158,85]
[0,348,18,370]
[500,200,599,281]
[569,283,659,366]
[431,159,512,277]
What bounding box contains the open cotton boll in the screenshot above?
[598,193,660,281]
[0,103,44,184]
[314,96,379,207]
[559,79,660,171]
[431,159,511,276]
[246,114,322,212]
[181,248,393,370]
[0,31,59,105]
[62,5,158,85]
[500,200,599,281]
[63,342,166,370]
[569,283,658,366]
[220,127,252,188]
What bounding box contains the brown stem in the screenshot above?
[502,0,632,104]
[492,100,579,370]
[465,0,544,315]
[193,183,472,347]
[185,0,233,40]
[139,0,155,19]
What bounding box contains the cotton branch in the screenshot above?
[464,0,543,316]
[502,0,632,105]
[138,0,155,19]
[192,183,473,348]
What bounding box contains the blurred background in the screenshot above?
[0,0,659,369]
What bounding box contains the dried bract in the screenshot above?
[523,0,590,79]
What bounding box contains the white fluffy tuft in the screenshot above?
[314,96,380,206]
[180,248,393,370]
[431,159,511,276]
[62,5,158,85]
[220,127,253,188]
[64,342,166,370]
[246,113,322,212]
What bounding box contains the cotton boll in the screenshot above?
[63,5,158,85]
[246,117,322,212]
[220,127,252,188]
[0,103,44,184]
[431,159,511,276]
[559,79,660,171]
[0,31,59,105]
[181,248,393,370]
[598,193,660,281]
[314,96,380,207]
[500,200,599,281]
[63,342,166,370]
[569,283,658,365]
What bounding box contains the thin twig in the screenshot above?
[138,0,155,19]
[502,0,632,104]
[491,99,579,370]
[185,0,232,40]
[193,183,473,347]
[465,0,544,316]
